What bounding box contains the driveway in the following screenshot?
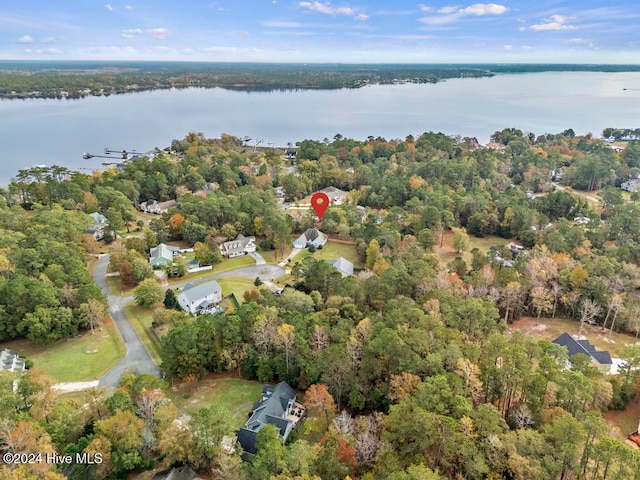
[170,263,286,290]
[94,255,161,387]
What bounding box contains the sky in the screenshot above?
[1,1,640,63]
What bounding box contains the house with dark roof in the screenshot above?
[293,228,328,249]
[0,349,26,372]
[237,382,305,456]
[149,243,180,268]
[220,234,256,258]
[140,199,178,214]
[151,465,201,480]
[326,257,354,277]
[177,280,223,315]
[552,333,613,373]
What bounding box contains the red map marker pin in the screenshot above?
[311,192,330,220]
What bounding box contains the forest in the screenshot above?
[2,127,640,479]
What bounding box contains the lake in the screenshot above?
[2,71,640,184]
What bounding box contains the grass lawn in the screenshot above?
[509,316,640,358]
[0,319,125,382]
[106,275,136,297]
[171,376,263,428]
[259,246,292,264]
[167,255,256,285]
[294,241,362,268]
[217,277,256,302]
[434,231,507,267]
[124,304,163,365]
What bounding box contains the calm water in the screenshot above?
[2,71,640,184]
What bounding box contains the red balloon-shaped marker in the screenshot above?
[311,192,330,220]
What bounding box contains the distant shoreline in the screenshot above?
[2,61,640,100]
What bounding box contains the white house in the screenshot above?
[293,228,328,249]
[85,212,108,240]
[0,349,26,372]
[139,199,177,214]
[220,234,256,257]
[177,281,223,315]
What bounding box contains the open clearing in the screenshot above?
[171,376,263,428]
[434,231,506,267]
[509,316,640,358]
[0,318,125,382]
[293,241,362,268]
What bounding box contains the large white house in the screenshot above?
[220,234,256,257]
[177,281,223,315]
[139,199,177,214]
[293,228,328,249]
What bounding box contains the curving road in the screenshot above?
[94,254,161,387]
[94,254,288,387]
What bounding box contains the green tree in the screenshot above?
[134,278,164,307]
[452,227,470,253]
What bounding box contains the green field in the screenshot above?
[217,277,257,302]
[124,304,163,365]
[435,231,507,267]
[259,246,292,264]
[0,322,125,382]
[293,241,362,268]
[167,255,256,284]
[172,377,263,428]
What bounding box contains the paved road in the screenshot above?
[170,263,286,290]
[552,183,602,204]
[94,255,161,387]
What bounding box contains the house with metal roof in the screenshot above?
[0,349,26,372]
[237,382,305,456]
[220,234,256,258]
[317,186,348,205]
[149,243,180,268]
[293,228,328,249]
[326,257,354,277]
[552,332,613,373]
[177,280,223,315]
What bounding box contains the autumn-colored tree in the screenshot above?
[276,323,296,377]
[452,227,470,253]
[578,298,601,337]
[365,239,381,270]
[305,384,337,429]
[530,286,553,324]
[389,372,422,403]
[570,265,589,289]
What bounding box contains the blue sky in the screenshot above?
[2,1,639,62]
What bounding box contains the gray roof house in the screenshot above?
[326,257,354,277]
[318,186,348,205]
[177,280,223,315]
[149,243,180,268]
[151,465,200,480]
[85,212,108,240]
[220,234,256,258]
[293,228,328,249]
[237,382,305,456]
[0,349,26,372]
[552,333,613,372]
[140,199,178,214]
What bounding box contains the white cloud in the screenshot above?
[17,34,34,44]
[521,45,532,50]
[418,4,432,12]
[528,14,576,31]
[121,28,143,38]
[25,47,61,55]
[124,5,133,10]
[459,3,507,15]
[41,36,61,44]
[419,14,460,25]
[121,27,170,39]
[422,3,507,25]
[503,44,513,50]
[262,20,303,28]
[105,4,114,12]
[299,2,366,19]
[438,6,458,14]
[150,27,170,38]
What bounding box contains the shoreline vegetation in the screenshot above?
[2,61,640,99]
